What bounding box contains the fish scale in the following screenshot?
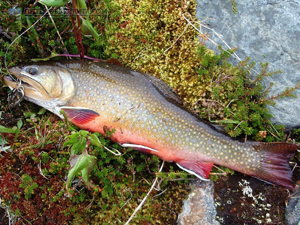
[5,60,298,189]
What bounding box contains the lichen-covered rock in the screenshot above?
[177,180,220,225]
[286,184,300,225]
[196,0,300,129]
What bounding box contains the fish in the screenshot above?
[4,60,298,189]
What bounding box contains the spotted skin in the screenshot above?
[5,60,298,189]
[63,62,269,173]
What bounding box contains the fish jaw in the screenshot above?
[6,63,77,117]
[7,65,53,100]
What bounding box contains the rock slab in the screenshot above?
[286,184,300,225]
[177,180,220,225]
[195,0,300,129]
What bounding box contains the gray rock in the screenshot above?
[195,0,300,129]
[177,180,220,225]
[286,183,300,225]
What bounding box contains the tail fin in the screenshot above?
[254,142,297,190]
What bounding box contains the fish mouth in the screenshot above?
[5,66,36,91]
[4,75,33,89]
[5,66,49,100]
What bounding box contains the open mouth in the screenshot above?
[4,75,33,88]
[4,75,17,82]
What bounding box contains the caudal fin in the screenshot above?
[254,142,297,190]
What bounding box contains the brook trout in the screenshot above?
[4,60,298,189]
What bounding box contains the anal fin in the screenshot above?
[61,106,99,124]
[176,160,214,181]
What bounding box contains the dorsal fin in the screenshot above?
[143,73,183,106]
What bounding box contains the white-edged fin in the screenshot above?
[176,163,210,181]
[253,177,274,186]
[121,143,159,152]
[60,106,97,110]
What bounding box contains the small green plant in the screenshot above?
[19,174,38,200]
[195,45,299,141]
[67,148,97,189]
[38,0,100,58]
[63,130,90,155]
[41,152,50,163]
[231,0,237,13]
[0,119,23,141]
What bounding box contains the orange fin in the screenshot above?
[61,107,99,124]
[176,160,214,181]
[254,142,297,190]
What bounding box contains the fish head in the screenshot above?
[4,62,76,116]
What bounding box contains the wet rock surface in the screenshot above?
[196,0,300,129]
[177,180,219,225]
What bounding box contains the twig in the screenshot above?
[182,13,260,75]
[120,192,133,209]
[210,165,228,176]
[0,197,14,225]
[72,0,85,58]
[131,48,146,65]
[164,23,190,53]
[66,3,81,58]
[85,195,95,210]
[290,162,298,173]
[234,120,243,130]
[44,5,70,58]
[138,178,161,191]
[5,7,52,79]
[195,98,226,107]
[124,161,165,225]
[169,178,197,181]
[195,98,236,116]
[267,123,281,141]
[103,145,121,156]
[182,13,241,61]
[226,98,237,108]
[152,188,167,200]
[76,11,85,58]
[38,160,48,179]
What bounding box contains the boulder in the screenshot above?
[177,180,220,225]
[195,0,300,129]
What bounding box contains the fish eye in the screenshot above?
[26,67,39,75]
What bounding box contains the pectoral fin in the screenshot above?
[176,160,214,181]
[121,143,159,153]
[60,106,99,124]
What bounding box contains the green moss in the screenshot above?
[1,0,299,224]
[104,0,203,103]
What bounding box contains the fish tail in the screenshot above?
[253,142,297,189]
